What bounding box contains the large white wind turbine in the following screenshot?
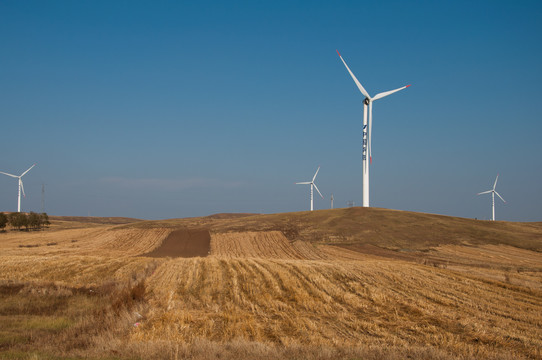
[0,163,37,212]
[296,166,324,211]
[477,174,506,221]
[337,50,410,207]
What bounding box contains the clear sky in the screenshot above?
[1,0,541,221]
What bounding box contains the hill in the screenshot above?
[0,208,541,359]
[49,215,143,225]
[119,207,542,250]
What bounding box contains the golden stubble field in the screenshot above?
[0,208,541,359]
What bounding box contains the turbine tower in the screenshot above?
[337,50,410,207]
[477,174,506,221]
[296,166,324,211]
[0,164,37,212]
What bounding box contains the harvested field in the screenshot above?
[337,243,422,261]
[0,255,158,286]
[0,226,171,257]
[137,256,542,359]
[428,244,542,269]
[144,229,211,258]
[210,231,327,260]
[0,209,541,359]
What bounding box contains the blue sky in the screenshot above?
[1,0,541,221]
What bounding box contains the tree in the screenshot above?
[40,213,50,228]
[0,213,7,231]
[21,213,29,231]
[9,213,29,231]
[8,213,23,230]
[28,212,41,230]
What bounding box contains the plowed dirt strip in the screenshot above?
[143,229,211,258]
[137,257,542,358]
[210,231,328,259]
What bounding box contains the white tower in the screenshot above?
[477,174,506,221]
[0,164,37,212]
[337,50,410,207]
[296,166,324,211]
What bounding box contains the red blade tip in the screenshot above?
[406,84,411,88]
[336,49,341,57]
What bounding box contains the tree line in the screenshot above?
[0,212,50,231]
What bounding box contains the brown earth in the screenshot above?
[143,229,211,258]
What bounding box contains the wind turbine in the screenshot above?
[296,166,324,211]
[0,163,37,212]
[337,50,410,207]
[477,174,506,221]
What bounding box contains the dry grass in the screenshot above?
[136,257,542,359]
[0,270,155,359]
[0,209,541,359]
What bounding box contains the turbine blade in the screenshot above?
[493,174,499,190]
[337,50,371,99]
[313,183,324,199]
[296,182,311,185]
[20,180,25,198]
[373,85,411,101]
[477,190,492,195]
[495,191,506,203]
[21,163,36,177]
[312,166,320,182]
[0,171,18,178]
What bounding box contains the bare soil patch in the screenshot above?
[144,229,210,258]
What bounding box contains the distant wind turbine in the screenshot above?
[477,174,506,221]
[337,50,410,207]
[0,164,37,212]
[296,166,324,211]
